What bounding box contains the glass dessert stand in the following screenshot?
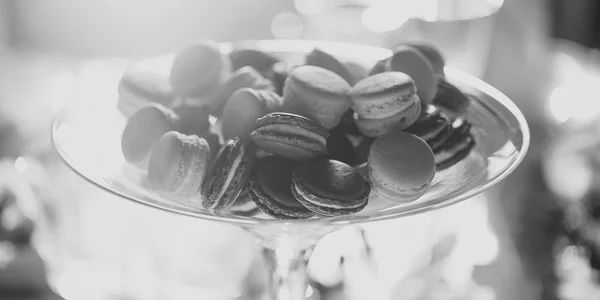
[51,40,529,300]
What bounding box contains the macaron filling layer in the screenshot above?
[353,93,419,119]
[257,124,326,145]
[291,183,369,216]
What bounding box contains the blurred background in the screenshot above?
[2,0,600,299]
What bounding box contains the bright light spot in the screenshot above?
[361,4,408,33]
[554,52,584,84]
[305,285,313,298]
[45,71,77,113]
[548,86,573,123]
[294,0,326,15]
[271,12,304,39]
[14,157,28,173]
[0,242,16,269]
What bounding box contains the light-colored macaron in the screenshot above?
[170,40,231,97]
[211,66,274,116]
[389,45,438,105]
[283,65,351,129]
[368,131,435,203]
[121,104,180,168]
[221,88,282,141]
[353,101,421,137]
[117,67,175,117]
[147,131,211,201]
[350,72,421,137]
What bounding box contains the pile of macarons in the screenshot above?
[119,39,476,219]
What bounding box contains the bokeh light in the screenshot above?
[271,12,304,39]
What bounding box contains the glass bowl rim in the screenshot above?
[52,39,530,227]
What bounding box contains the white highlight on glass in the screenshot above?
[271,12,304,39]
[14,156,28,173]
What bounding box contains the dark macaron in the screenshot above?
[306,48,356,85]
[248,156,314,219]
[433,118,476,170]
[251,113,329,161]
[433,79,471,115]
[354,136,376,166]
[171,103,211,136]
[404,105,453,151]
[402,41,445,79]
[121,104,179,168]
[292,158,370,216]
[228,48,280,74]
[201,137,256,211]
[263,62,289,96]
[227,183,261,217]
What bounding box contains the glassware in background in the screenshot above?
[296,0,503,78]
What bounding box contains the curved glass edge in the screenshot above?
[51,40,530,228]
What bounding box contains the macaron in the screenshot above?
[121,104,179,168]
[170,40,231,97]
[282,65,351,129]
[147,132,211,200]
[389,45,438,105]
[350,72,422,137]
[433,79,471,115]
[171,103,211,137]
[117,67,175,117]
[404,105,453,151]
[353,102,421,137]
[433,118,476,170]
[227,183,261,217]
[368,58,389,76]
[402,42,445,79]
[201,137,256,211]
[306,48,356,85]
[368,131,435,203]
[210,66,275,117]
[250,112,329,161]
[291,158,370,216]
[343,61,369,85]
[228,48,280,74]
[221,88,282,140]
[248,156,314,219]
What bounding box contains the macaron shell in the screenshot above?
[368,58,390,76]
[201,138,256,211]
[291,184,368,216]
[147,132,210,198]
[370,176,426,203]
[350,72,417,119]
[228,48,280,73]
[292,159,369,208]
[283,66,351,129]
[433,79,471,115]
[251,135,325,161]
[306,48,356,85]
[403,42,445,79]
[368,131,435,194]
[390,46,438,105]
[211,66,274,116]
[121,104,179,168]
[170,41,230,96]
[221,88,268,140]
[354,101,421,137]
[171,104,211,136]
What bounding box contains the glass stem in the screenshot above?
[261,243,314,300]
